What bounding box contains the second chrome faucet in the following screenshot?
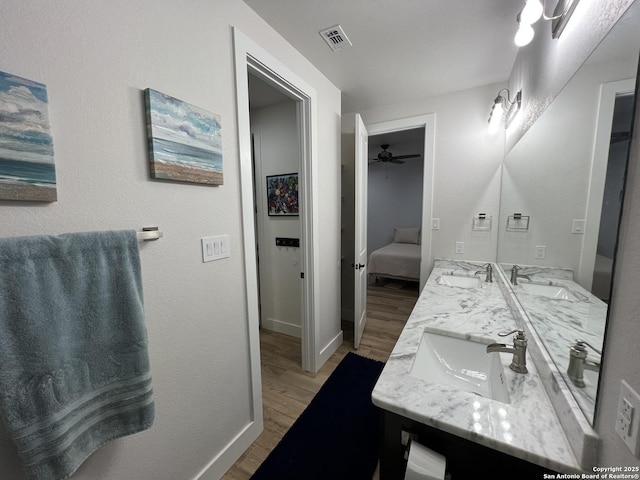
[567,340,601,387]
[474,263,493,283]
[510,265,531,285]
[486,329,528,374]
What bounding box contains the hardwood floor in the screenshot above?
[222,280,419,480]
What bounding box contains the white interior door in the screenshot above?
[354,114,369,349]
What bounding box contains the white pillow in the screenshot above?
[393,227,420,244]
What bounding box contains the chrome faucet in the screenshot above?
[510,265,531,285]
[474,263,493,283]
[567,340,601,388]
[486,330,528,373]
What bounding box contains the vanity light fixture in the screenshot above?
[514,0,579,47]
[488,88,522,134]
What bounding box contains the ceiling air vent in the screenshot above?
[319,25,352,52]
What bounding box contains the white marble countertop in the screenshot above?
[371,259,583,473]
[500,264,607,422]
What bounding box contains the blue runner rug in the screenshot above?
[251,352,385,480]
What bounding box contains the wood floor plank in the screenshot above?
[221,282,418,479]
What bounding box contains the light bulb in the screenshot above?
[514,23,535,47]
[520,0,543,25]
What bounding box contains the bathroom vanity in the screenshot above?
[372,259,599,478]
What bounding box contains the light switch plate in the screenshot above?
[572,219,586,234]
[535,245,546,259]
[431,218,440,230]
[455,242,464,254]
[202,235,230,263]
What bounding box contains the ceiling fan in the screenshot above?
[369,144,420,165]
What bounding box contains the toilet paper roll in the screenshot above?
[404,440,447,480]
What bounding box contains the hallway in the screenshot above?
[223,280,419,479]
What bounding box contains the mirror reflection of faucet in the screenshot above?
[567,340,601,388]
[510,265,531,285]
[486,329,528,373]
[474,263,493,283]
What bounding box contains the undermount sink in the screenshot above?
[518,282,576,300]
[434,274,482,289]
[410,330,511,404]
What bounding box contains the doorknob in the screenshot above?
[354,263,365,270]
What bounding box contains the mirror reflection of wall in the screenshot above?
[497,2,640,426]
[499,65,637,288]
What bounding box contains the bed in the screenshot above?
[368,227,422,283]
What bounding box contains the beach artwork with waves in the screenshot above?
[144,88,223,186]
[0,71,57,202]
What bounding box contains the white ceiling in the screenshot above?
[243,0,523,114]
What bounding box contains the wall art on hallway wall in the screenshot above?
[144,88,223,185]
[0,71,57,202]
[266,173,299,215]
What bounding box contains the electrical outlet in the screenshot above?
[615,380,640,458]
[619,398,635,436]
[622,397,634,420]
[455,242,464,254]
[535,245,546,259]
[431,218,440,230]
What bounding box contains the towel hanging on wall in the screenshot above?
[0,230,154,480]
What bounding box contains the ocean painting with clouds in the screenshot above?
[144,88,223,186]
[0,71,57,202]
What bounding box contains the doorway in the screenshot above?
[346,114,435,346]
[592,92,635,302]
[367,127,426,271]
[248,73,303,338]
[582,78,636,295]
[233,29,323,420]
[366,115,436,291]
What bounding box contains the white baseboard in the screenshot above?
[193,419,262,480]
[262,317,301,338]
[318,331,343,367]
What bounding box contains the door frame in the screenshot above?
[366,114,436,290]
[580,78,635,289]
[233,23,319,421]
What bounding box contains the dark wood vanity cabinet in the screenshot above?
[379,410,559,480]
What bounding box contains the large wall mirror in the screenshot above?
[497,2,640,426]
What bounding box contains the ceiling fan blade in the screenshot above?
[391,154,421,160]
[389,159,405,164]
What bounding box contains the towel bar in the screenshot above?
[137,227,163,241]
